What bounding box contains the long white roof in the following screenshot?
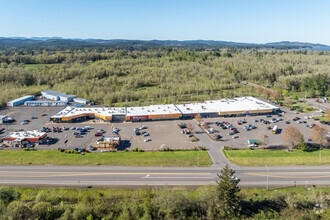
[51,106,126,119]
[205,97,279,113]
[175,102,218,114]
[51,97,279,119]
[126,104,181,116]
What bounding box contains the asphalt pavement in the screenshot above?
[0,165,329,188]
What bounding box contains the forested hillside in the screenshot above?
[0,48,329,107]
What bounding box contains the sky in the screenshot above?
[1,0,330,45]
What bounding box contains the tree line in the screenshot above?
[0,48,329,108]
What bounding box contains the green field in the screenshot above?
[224,149,330,166]
[316,116,330,122]
[0,150,212,167]
[290,102,317,112]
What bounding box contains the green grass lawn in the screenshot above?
[0,150,212,167]
[224,149,330,166]
[316,116,330,122]
[290,102,317,112]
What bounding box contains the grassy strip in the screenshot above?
[316,116,330,122]
[223,149,330,166]
[0,150,212,167]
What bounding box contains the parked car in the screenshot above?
[143,132,150,137]
[286,121,290,124]
[215,134,222,139]
[71,127,76,130]
[144,138,151,142]
[73,132,79,135]
[179,124,186,129]
[232,135,239,139]
[89,146,96,151]
[95,132,103,136]
[267,126,272,130]
[98,129,105,133]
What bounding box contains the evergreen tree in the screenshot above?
[216,164,241,219]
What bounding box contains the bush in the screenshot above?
[124,149,129,152]
[4,201,32,220]
[0,187,21,206]
[159,144,172,151]
[35,191,47,202]
[32,202,54,219]
[72,203,91,220]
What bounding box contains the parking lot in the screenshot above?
[0,104,328,152]
[0,106,200,151]
[200,106,326,149]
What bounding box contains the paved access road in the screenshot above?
[0,165,329,187]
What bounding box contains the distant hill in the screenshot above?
[0,37,329,50]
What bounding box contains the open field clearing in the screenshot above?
[0,150,212,167]
[224,149,330,166]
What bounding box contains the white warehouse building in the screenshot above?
[7,95,35,107]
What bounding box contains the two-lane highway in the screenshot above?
[0,165,329,187]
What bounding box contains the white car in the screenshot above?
[144,138,151,142]
[141,125,147,129]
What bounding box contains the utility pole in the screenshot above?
[319,145,322,165]
[197,150,199,166]
[266,165,269,190]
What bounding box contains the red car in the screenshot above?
[95,132,103,136]
[267,126,272,130]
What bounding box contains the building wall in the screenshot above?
[24,101,67,106]
[61,113,112,122]
[7,96,34,106]
[73,98,90,104]
[218,108,273,116]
